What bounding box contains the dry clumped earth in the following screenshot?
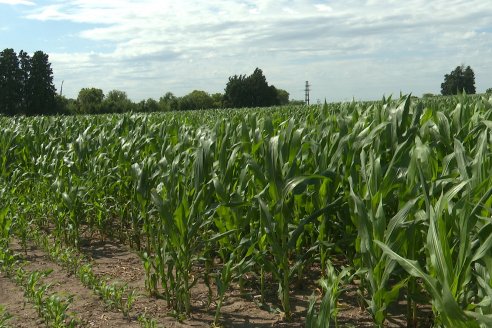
[1,237,430,327]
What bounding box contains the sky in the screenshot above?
[1,0,492,103]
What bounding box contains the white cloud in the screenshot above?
[0,0,35,5]
[20,0,492,100]
[315,4,332,12]
[0,0,35,6]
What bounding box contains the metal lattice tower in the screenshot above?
[304,81,310,106]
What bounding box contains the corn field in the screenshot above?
[2,94,492,327]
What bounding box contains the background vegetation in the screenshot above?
[0,48,484,118]
[0,49,294,115]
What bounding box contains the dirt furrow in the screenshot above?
[9,241,140,328]
[0,274,43,327]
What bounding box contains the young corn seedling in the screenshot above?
[123,289,137,318]
[42,294,76,328]
[138,313,160,328]
[211,244,254,326]
[0,305,13,328]
[305,261,351,328]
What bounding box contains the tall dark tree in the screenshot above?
[18,50,31,114]
[441,65,476,95]
[28,51,56,115]
[463,66,476,94]
[223,74,249,108]
[0,48,23,115]
[224,68,280,108]
[248,68,278,107]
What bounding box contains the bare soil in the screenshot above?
[0,274,42,327]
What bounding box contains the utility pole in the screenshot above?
[304,81,310,106]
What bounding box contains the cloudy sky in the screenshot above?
[1,0,491,102]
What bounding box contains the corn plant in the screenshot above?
[377,170,492,327]
[0,305,12,328]
[42,294,76,328]
[138,313,160,328]
[0,208,11,248]
[210,241,255,326]
[305,260,351,328]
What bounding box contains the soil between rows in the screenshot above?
[0,274,42,327]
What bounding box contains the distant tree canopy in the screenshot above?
[276,88,290,105]
[224,68,279,108]
[159,92,179,112]
[441,65,476,95]
[178,90,215,111]
[103,90,133,113]
[77,87,104,114]
[0,48,56,115]
[1,49,293,115]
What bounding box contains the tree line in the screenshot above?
[1,48,484,116]
[0,48,294,116]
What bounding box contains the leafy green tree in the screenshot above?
[137,98,159,112]
[102,90,133,113]
[159,92,179,111]
[53,94,72,115]
[28,51,57,115]
[0,48,22,115]
[276,89,290,105]
[178,90,214,111]
[211,93,223,108]
[77,88,104,114]
[224,68,280,108]
[441,65,476,95]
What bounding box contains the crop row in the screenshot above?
[0,243,76,327]
[1,94,492,326]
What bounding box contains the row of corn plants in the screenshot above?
[2,216,158,327]
[0,243,77,327]
[29,229,137,318]
[2,94,492,326]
